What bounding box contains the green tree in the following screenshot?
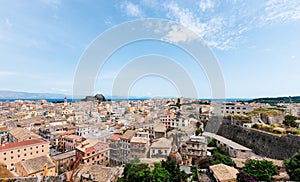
[283,115,298,127]
[151,163,171,182]
[212,149,235,166]
[122,163,151,182]
[285,151,300,181]
[161,159,188,182]
[243,159,278,182]
[195,129,203,136]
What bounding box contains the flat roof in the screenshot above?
[51,150,76,161]
[203,132,251,151]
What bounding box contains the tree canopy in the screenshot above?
[283,114,298,127]
[285,151,300,181]
[242,159,278,182]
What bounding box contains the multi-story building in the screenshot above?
[51,150,76,174]
[0,125,9,144]
[8,127,41,143]
[0,138,50,171]
[106,133,122,165]
[58,135,84,152]
[120,130,135,164]
[160,114,174,129]
[130,136,150,159]
[182,135,207,165]
[76,138,109,166]
[150,138,172,158]
[212,102,254,115]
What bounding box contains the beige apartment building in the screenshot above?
[0,138,50,171]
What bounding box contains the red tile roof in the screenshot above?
[0,138,48,151]
[107,133,122,141]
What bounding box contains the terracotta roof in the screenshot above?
[0,138,48,151]
[150,138,172,149]
[51,150,76,161]
[16,155,55,175]
[130,136,149,144]
[107,133,122,141]
[209,164,238,182]
[121,130,135,140]
[9,127,41,141]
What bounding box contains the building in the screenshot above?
[106,133,122,165]
[150,138,172,158]
[212,102,254,115]
[153,123,167,139]
[209,163,239,182]
[203,132,252,158]
[14,155,55,177]
[182,135,207,165]
[76,164,121,182]
[76,138,109,166]
[8,127,41,143]
[59,135,84,152]
[0,125,9,144]
[0,138,50,171]
[120,130,135,164]
[130,136,150,159]
[51,150,76,174]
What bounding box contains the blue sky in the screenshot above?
[0,0,300,98]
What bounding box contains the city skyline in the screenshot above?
[1,0,300,98]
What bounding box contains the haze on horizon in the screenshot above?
[0,0,300,99]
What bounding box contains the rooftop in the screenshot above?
[51,150,76,161]
[121,130,135,140]
[209,163,239,181]
[130,136,149,144]
[16,155,55,175]
[9,127,41,141]
[203,132,251,151]
[0,138,48,151]
[151,138,172,149]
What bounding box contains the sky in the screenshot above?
[0,0,300,99]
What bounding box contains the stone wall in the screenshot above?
[216,121,300,159]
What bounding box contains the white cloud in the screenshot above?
[0,71,18,77]
[4,18,12,28]
[120,1,143,17]
[262,0,300,23]
[165,2,246,50]
[199,0,215,12]
[42,0,61,8]
[162,24,199,43]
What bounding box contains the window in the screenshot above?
[36,151,39,154]
[17,150,20,152]
[30,147,32,150]
[24,154,27,157]
[18,155,20,158]
[30,152,33,155]
[4,158,6,161]
[3,152,6,155]
[11,151,13,154]
[42,145,44,148]
[42,149,44,153]
[24,148,26,151]
[36,146,38,149]
[11,156,13,159]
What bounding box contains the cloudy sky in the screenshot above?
[0,0,300,98]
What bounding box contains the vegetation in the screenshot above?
[237,172,256,182]
[212,148,235,167]
[247,108,284,117]
[196,121,201,129]
[195,129,203,136]
[242,159,278,182]
[283,115,298,128]
[293,130,300,135]
[248,96,300,105]
[207,138,216,147]
[284,151,300,181]
[119,159,188,182]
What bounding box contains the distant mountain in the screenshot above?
[0,90,68,99]
[248,96,300,105]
